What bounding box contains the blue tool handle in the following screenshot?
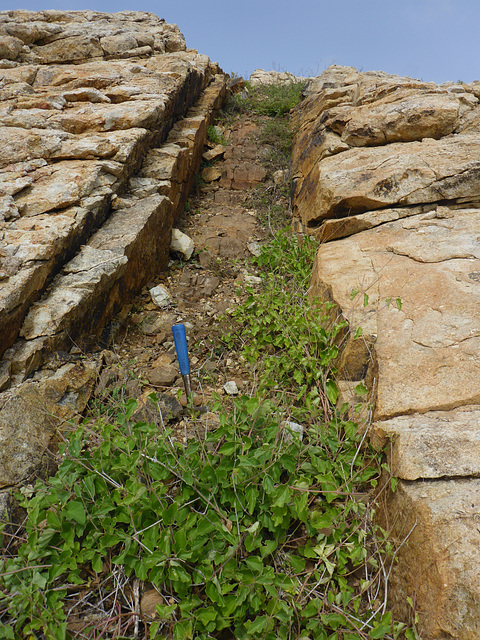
[172,324,190,376]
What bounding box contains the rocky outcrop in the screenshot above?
[0,12,226,497]
[294,65,480,638]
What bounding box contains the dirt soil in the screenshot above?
[91,111,292,440]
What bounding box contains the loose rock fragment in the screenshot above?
[223,380,239,395]
[150,285,173,308]
[147,364,178,387]
[170,228,194,260]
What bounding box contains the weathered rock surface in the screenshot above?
[249,68,312,86]
[0,11,226,517]
[0,10,226,377]
[377,479,480,640]
[371,405,480,480]
[0,359,99,488]
[296,65,480,637]
[293,65,480,229]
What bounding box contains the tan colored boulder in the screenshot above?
[292,65,480,227]
[371,405,480,480]
[0,11,226,366]
[0,35,23,60]
[310,207,480,420]
[377,479,480,640]
[202,166,222,182]
[312,203,435,242]
[295,134,480,225]
[296,65,480,638]
[333,92,462,147]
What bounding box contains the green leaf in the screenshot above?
[262,474,275,494]
[369,612,393,638]
[272,484,291,508]
[197,606,217,625]
[310,510,332,530]
[92,555,103,573]
[355,383,368,397]
[245,555,263,572]
[246,397,260,415]
[219,442,236,455]
[293,369,303,384]
[65,500,86,526]
[245,485,258,514]
[396,297,402,310]
[363,292,369,307]
[354,326,363,339]
[325,379,339,405]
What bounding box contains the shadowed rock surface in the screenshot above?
[294,65,480,638]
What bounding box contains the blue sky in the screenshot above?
[4,0,479,84]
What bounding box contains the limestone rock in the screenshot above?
[0,11,226,364]
[150,284,173,309]
[292,65,480,226]
[202,144,225,162]
[170,228,194,260]
[147,364,178,387]
[249,69,311,86]
[132,391,183,423]
[201,166,222,182]
[223,380,239,395]
[0,35,23,60]
[296,67,480,635]
[295,134,480,225]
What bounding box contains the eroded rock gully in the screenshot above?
[1,10,480,636]
[293,65,480,638]
[0,9,278,543]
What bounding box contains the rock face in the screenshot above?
[0,10,225,380]
[0,12,226,505]
[294,65,480,638]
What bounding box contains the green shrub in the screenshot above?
[226,80,305,117]
[1,394,396,640]
[0,230,414,640]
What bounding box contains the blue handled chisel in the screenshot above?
[172,324,192,399]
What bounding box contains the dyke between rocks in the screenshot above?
[293,64,480,639]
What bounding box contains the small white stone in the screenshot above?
[273,169,287,185]
[244,274,262,285]
[223,380,239,395]
[150,284,172,308]
[247,242,262,257]
[281,420,304,441]
[171,228,194,260]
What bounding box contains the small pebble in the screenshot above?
[224,380,239,395]
[247,242,262,257]
[244,274,262,285]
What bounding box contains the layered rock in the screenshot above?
[0,12,226,496]
[0,11,225,377]
[295,66,480,638]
